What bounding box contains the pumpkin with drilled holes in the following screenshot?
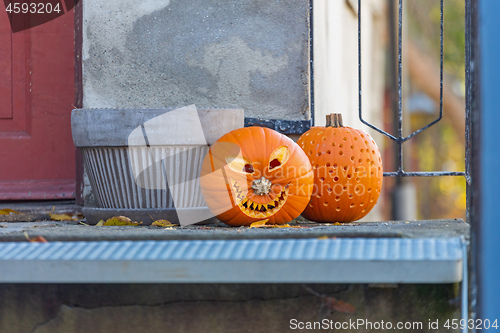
[200,127,314,226]
[296,114,383,222]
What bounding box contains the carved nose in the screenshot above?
[251,177,272,195]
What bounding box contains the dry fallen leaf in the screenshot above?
[151,219,176,227]
[102,216,142,226]
[29,236,48,243]
[104,216,141,226]
[96,220,105,226]
[23,232,48,243]
[249,219,269,228]
[325,297,356,314]
[249,221,297,228]
[49,213,78,221]
[269,224,292,228]
[0,209,21,215]
[317,235,329,240]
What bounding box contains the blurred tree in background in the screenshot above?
[407,0,466,220]
[407,0,465,84]
[383,0,466,220]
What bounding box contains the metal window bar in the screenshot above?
[358,0,469,181]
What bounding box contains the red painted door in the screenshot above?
[0,9,75,200]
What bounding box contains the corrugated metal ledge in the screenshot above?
[0,238,463,283]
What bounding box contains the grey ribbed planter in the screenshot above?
[72,107,244,225]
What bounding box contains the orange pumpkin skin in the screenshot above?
[200,127,314,226]
[296,117,383,222]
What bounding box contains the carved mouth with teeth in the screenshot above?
[231,179,289,219]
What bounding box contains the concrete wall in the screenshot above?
[82,0,386,126]
[0,284,459,333]
[82,0,310,121]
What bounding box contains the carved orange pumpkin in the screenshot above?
[200,127,314,226]
[296,114,383,222]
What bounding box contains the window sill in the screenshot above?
[0,219,468,284]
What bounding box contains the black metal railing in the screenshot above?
[358,0,469,181]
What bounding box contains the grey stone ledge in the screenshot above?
[0,219,469,243]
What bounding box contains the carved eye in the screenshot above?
[269,145,290,170]
[226,156,255,174]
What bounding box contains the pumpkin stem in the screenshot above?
[326,113,344,128]
[251,177,272,195]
